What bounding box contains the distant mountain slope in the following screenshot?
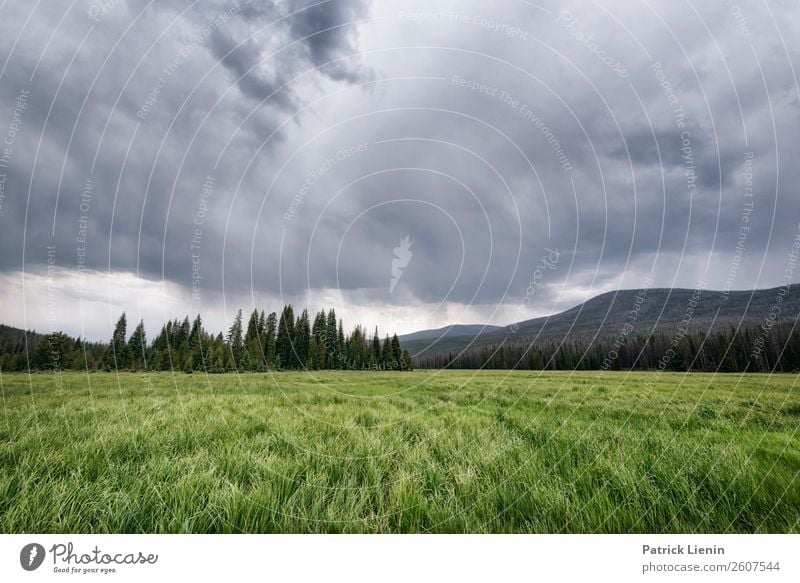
[398,324,502,342]
[0,324,43,354]
[405,285,800,359]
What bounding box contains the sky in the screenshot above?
[0,0,799,341]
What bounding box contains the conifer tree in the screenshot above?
[276,305,295,368]
[227,309,245,371]
[128,319,147,370]
[31,332,70,371]
[244,309,263,370]
[310,310,326,369]
[325,309,338,368]
[0,303,420,374]
[391,333,402,364]
[348,325,366,369]
[189,315,205,371]
[402,349,414,371]
[380,334,392,367]
[295,309,311,368]
[110,312,131,369]
[372,327,381,364]
[337,319,345,368]
[264,312,277,368]
[177,316,191,346]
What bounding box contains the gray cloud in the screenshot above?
[208,25,296,107]
[1,0,799,339]
[288,0,373,83]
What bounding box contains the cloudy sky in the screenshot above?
[0,0,798,340]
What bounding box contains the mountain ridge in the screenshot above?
[398,324,502,342]
[403,285,800,360]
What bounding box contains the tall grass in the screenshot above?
[0,370,798,533]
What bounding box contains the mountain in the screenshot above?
[398,324,502,342]
[0,324,43,354]
[405,285,800,360]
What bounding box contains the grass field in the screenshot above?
[0,370,798,533]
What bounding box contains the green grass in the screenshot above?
[0,370,798,533]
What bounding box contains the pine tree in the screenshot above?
[312,310,326,339]
[112,312,127,350]
[128,320,147,370]
[311,310,326,369]
[337,319,345,368]
[391,333,402,365]
[164,320,174,351]
[189,315,205,371]
[295,309,311,368]
[2,301,419,374]
[177,316,190,346]
[154,340,170,370]
[31,332,70,371]
[276,305,296,369]
[244,309,263,370]
[264,312,277,368]
[325,309,338,368]
[110,312,131,369]
[227,309,245,371]
[402,349,413,371]
[348,325,366,369]
[380,334,392,367]
[372,327,381,364]
[178,339,191,372]
[245,309,260,341]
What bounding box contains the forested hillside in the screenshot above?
[417,323,800,373]
[0,307,413,373]
[407,285,800,372]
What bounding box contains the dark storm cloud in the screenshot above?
[0,0,373,283]
[1,0,800,336]
[207,0,372,106]
[208,26,297,107]
[288,0,373,83]
[609,129,737,191]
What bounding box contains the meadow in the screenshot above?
[0,370,798,533]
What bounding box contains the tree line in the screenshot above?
[0,307,414,373]
[416,323,800,373]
